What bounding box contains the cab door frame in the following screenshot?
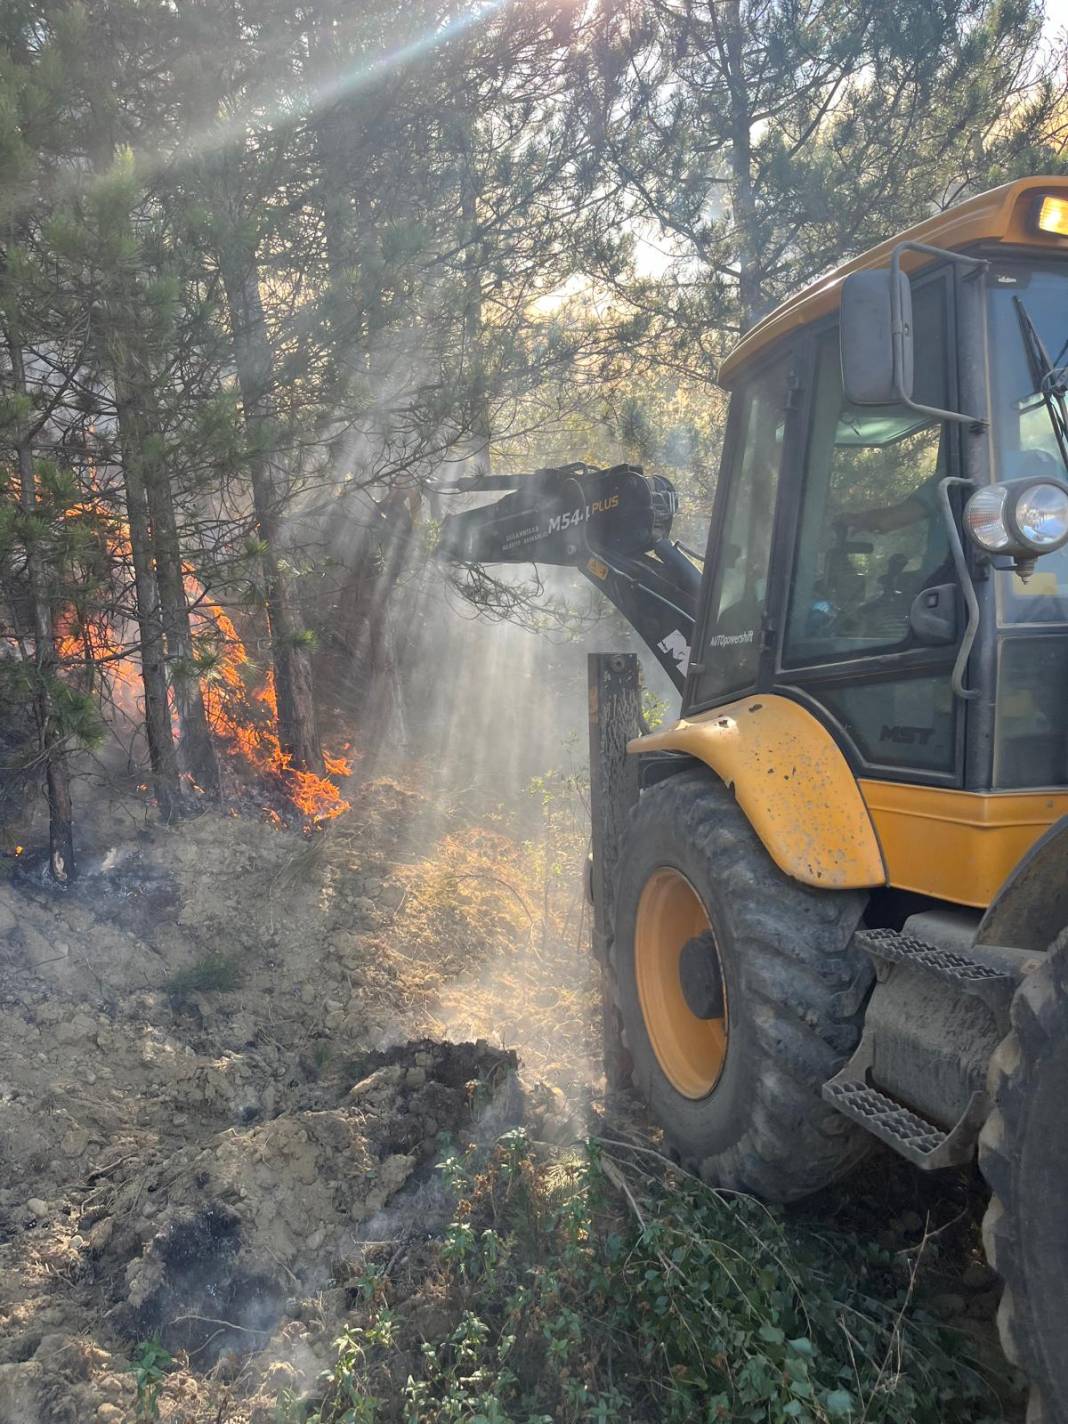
[764,262,969,789]
[683,338,806,715]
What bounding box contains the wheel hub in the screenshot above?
[678,932,724,1019]
[634,868,728,1099]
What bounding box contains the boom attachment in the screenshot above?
[436,462,699,691]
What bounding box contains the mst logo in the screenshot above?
[880,723,935,746]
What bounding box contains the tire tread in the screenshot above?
[610,767,873,1202]
[979,927,1068,1424]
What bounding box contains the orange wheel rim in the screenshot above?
[635,868,728,1099]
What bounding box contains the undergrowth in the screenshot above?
[126,1337,174,1421]
[162,951,243,999]
[395,770,600,1093]
[277,1130,999,1424]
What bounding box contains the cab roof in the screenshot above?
[718,175,1068,388]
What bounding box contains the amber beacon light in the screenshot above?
[1035,193,1068,236]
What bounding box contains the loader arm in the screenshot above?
[436,462,699,691]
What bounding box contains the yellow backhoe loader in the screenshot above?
[440,175,1068,1423]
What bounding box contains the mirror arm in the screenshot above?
[890,241,988,429]
[938,476,981,701]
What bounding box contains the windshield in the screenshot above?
[989,262,1068,623]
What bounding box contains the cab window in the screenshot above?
[784,281,950,667]
[692,355,788,703]
[987,263,1068,624]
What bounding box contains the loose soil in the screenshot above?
[0,778,597,1422]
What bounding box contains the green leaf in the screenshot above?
[824,1388,854,1418]
[758,1321,785,1345]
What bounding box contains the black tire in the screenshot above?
[611,766,874,1202]
[980,929,1068,1424]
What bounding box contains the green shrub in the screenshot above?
[278,1130,999,1424]
[126,1338,174,1421]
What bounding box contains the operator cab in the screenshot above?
[690,177,1068,802]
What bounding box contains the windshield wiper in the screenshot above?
[1013,295,1068,473]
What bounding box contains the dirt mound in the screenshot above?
[0,1039,521,1423]
[111,1041,520,1350]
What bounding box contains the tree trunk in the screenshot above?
[308,13,357,299]
[307,15,412,758]
[216,225,322,774]
[7,335,76,881]
[356,492,417,771]
[459,124,492,477]
[84,112,183,820]
[721,0,764,331]
[586,653,642,1091]
[306,10,376,418]
[113,377,183,822]
[330,487,416,776]
[142,431,220,795]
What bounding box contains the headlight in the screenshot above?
[1013,482,1068,549]
[964,484,1010,552]
[964,477,1068,560]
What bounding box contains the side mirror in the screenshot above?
[840,268,913,406]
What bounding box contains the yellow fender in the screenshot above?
[630,695,886,890]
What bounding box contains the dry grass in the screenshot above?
[367,791,600,1095]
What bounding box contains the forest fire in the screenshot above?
[55,614,142,708]
[197,603,352,823]
[6,4,1067,1421]
[53,498,144,710]
[49,497,351,826]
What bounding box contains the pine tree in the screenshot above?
[591,0,1067,346]
[0,29,79,877]
[1,325,78,878]
[167,0,324,775]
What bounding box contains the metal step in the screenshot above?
[822,926,1015,1169]
[822,1078,961,1166]
[857,927,1012,984]
[855,928,1016,1017]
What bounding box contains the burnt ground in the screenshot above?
[0,777,1019,1422]
[0,778,598,1421]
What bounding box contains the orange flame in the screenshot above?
[54,497,143,707]
[191,601,351,824]
[49,486,350,825]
